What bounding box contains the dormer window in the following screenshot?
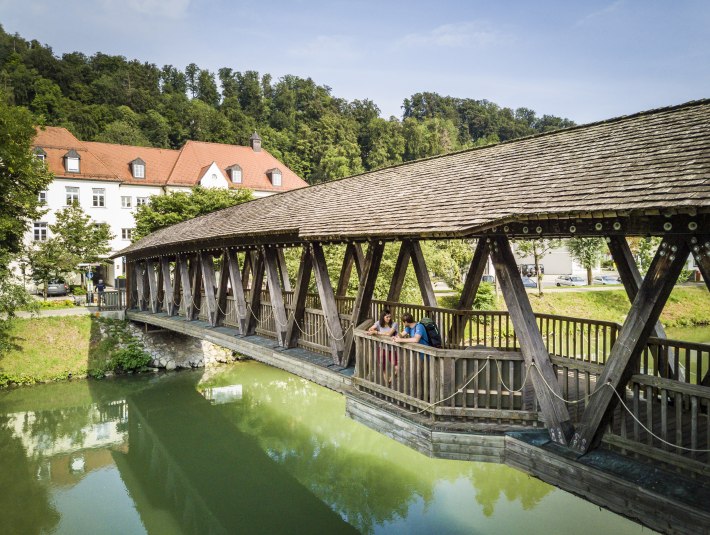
[227,164,242,184]
[130,158,146,179]
[267,168,282,187]
[34,147,47,162]
[64,149,80,173]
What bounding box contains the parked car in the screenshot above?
[481,275,495,284]
[521,276,537,288]
[555,275,586,287]
[45,279,69,296]
[593,275,620,285]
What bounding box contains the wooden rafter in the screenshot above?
[572,236,690,453]
[490,236,574,445]
[264,247,289,346]
[387,241,411,302]
[344,241,385,367]
[215,251,230,326]
[276,247,292,292]
[246,250,265,335]
[409,240,437,307]
[224,249,248,334]
[286,246,313,349]
[200,251,218,326]
[312,243,346,364]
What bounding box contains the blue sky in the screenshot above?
[1,0,708,123]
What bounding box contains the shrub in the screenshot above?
[110,341,151,372]
[71,286,86,295]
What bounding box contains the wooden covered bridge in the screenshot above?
[118,100,710,522]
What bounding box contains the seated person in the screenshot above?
[394,313,430,346]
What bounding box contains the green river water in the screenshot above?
[0,358,663,535]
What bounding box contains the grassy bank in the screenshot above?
[0,316,149,387]
[500,286,710,328]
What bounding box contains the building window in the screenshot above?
[268,168,282,187]
[228,165,242,183]
[65,186,79,205]
[121,196,132,209]
[122,228,133,241]
[136,197,148,207]
[64,149,81,173]
[38,191,47,205]
[33,222,48,241]
[92,188,105,207]
[131,158,146,179]
[34,147,47,161]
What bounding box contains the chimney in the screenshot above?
[250,132,262,152]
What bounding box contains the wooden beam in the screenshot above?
[286,247,313,349]
[225,249,248,334]
[409,240,438,307]
[336,243,356,297]
[689,235,710,292]
[160,257,174,316]
[352,242,365,278]
[311,243,346,364]
[200,252,218,326]
[264,248,289,346]
[572,237,690,453]
[276,247,292,292]
[135,262,146,311]
[447,238,490,345]
[215,251,230,326]
[178,255,192,320]
[387,241,411,302]
[241,251,252,291]
[125,261,134,310]
[490,236,574,445]
[156,260,164,313]
[245,250,265,335]
[344,241,385,367]
[189,254,202,321]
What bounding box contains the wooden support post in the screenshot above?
[200,252,218,326]
[241,251,253,291]
[410,240,438,307]
[189,254,202,321]
[447,238,490,345]
[312,243,347,364]
[171,256,181,314]
[177,255,191,319]
[286,247,313,349]
[160,257,174,316]
[125,260,134,310]
[276,247,292,292]
[223,250,248,334]
[689,235,710,292]
[352,242,365,278]
[344,241,385,367]
[572,237,690,453]
[336,243,356,297]
[135,262,146,311]
[215,251,230,326]
[264,248,289,346]
[387,241,411,302]
[490,236,574,445]
[246,250,265,335]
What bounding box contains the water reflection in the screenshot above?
[0,365,653,535]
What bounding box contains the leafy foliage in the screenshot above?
[133,186,253,240]
[515,238,562,295]
[567,237,605,284]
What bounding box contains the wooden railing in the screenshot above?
[91,289,125,311]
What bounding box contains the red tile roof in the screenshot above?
[32,127,307,192]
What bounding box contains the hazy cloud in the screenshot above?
[575,1,624,27]
[288,35,361,62]
[396,21,502,49]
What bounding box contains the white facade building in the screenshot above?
[27,127,307,287]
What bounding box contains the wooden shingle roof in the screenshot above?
[119,99,710,259]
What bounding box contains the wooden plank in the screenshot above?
[387,241,411,302]
[311,243,346,364]
[171,255,181,315]
[344,241,385,367]
[178,255,192,319]
[246,250,265,335]
[336,242,357,297]
[352,242,365,278]
[490,235,573,444]
[241,251,253,290]
[286,247,313,349]
[409,240,438,307]
[189,254,202,321]
[572,237,690,453]
[689,235,710,292]
[134,261,146,311]
[276,247,292,292]
[225,249,248,334]
[264,247,289,346]
[215,251,230,326]
[160,257,174,316]
[156,259,164,313]
[125,260,134,310]
[447,238,490,345]
[200,251,218,327]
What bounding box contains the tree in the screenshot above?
[567,238,605,285]
[515,238,561,295]
[133,186,253,239]
[25,238,77,298]
[50,203,113,264]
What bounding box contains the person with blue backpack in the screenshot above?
[394,313,442,348]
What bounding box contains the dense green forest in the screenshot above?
[0,25,574,184]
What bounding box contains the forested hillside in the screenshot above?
[0,26,574,184]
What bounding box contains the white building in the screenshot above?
[28,127,307,286]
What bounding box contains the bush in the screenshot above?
[71,286,86,295]
[110,341,151,372]
[435,282,496,311]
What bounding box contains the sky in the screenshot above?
[1,0,708,124]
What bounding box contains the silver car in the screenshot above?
[555,275,586,287]
[46,279,69,296]
[593,275,620,285]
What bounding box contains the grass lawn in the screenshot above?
[0,316,113,386]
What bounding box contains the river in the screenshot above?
[0,358,662,535]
